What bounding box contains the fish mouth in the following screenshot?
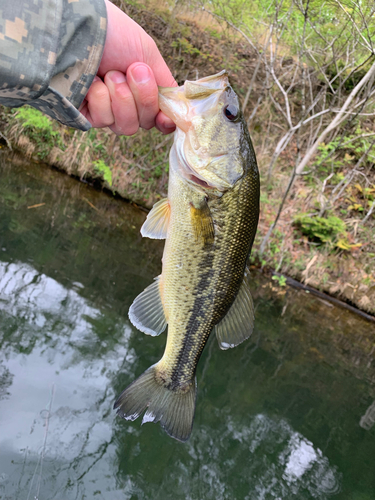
[158,88,190,133]
[158,70,228,98]
[158,70,230,130]
[160,71,239,192]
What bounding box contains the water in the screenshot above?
[0,156,374,500]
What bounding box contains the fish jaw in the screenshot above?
[158,87,191,133]
[158,70,229,131]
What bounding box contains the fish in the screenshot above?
[114,70,260,441]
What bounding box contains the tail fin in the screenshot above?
[114,364,196,442]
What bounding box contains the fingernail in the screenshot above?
[132,64,150,85]
[109,71,126,84]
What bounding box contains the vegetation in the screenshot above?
[10,106,64,158]
[271,274,287,287]
[0,0,374,315]
[93,159,113,187]
[293,213,351,248]
[5,105,172,205]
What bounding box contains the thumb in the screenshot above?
[142,36,178,88]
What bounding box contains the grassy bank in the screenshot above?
[0,0,374,316]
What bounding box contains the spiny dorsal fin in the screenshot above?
[214,269,255,350]
[141,198,170,239]
[128,276,167,336]
[190,199,214,245]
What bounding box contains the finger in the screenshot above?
[104,71,139,136]
[142,35,178,89]
[79,76,101,116]
[84,77,114,128]
[99,1,177,90]
[155,111,176,135]
[126,63,159,130]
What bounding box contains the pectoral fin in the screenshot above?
[141,198,170,239]
[190,199,214,245]
[214,269,255,350]
[128,276,167,336]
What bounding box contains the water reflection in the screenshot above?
[1,259,341,500]
[360,400,375,430]
[0,157,374,500]
[0,260,134,499]
[184,415,341,500]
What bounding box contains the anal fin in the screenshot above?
[128,276,167,336]
[141,198,170,239]
[214,269,255,350]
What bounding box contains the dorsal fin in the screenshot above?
[128,276,167,336]
[141,198,170,239]
[190,199,214,246]
[214,269,255,350]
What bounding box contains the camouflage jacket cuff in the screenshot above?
[0,0,107,131]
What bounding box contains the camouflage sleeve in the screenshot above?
[0,0,107,131]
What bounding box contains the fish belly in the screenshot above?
[158,173,214,390]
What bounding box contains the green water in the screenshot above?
[0,156,374,500]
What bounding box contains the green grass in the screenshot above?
[13,106,64,158]
[93,160,113,187]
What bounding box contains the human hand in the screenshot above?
[79,0,177,135]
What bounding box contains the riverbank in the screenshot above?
[0,0,374,316]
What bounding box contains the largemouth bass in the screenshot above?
[114,70,260,441]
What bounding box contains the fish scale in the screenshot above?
[114,71,260,441]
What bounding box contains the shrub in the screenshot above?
[293,213,347,247]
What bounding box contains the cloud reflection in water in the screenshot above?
[0,260,342,500]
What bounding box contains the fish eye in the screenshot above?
[223,104,240,122]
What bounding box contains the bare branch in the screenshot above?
[334,0,374,53]
[362,200,375,224]
[267,108,331,181]
[295,60,375,176]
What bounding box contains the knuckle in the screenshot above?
[91,84,109,102]
[102,117,114,128]
[109,125,122,136]
[112,119,139,137]
[139,94,157,110]
[126,124,139,136]
[140,120,155,131]
[113,84,132,103]
[94,118,113,129]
